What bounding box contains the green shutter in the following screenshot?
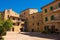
[44,26,47,31]
[45,17,48,21]
[51,15,54,20]
[44,26,49,31]
[50,6,53,10]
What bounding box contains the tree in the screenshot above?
[3,19,13,31]
[0,14,13,40]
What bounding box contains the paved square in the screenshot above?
[3,32,59,40]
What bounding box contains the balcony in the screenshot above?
[17,19,24,23]
[52,18,60,22]
[53,4,60,12]
[17,20,21,22]
[53,8,60,12]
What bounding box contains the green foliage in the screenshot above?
[0,26,4,36]
[2,31,6,36]
[0,37,4,40]
[0,14,2,19]
[0,14,13,39]
[3,19,13,30]
[0,20,4,26]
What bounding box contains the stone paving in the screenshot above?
[3,32,60,40]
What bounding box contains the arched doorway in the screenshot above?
[51,25,55,33]
[20,28,23,32]
[12,28,14,32]
[31,29,34,32]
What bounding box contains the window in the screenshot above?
[45,17,48,21]
[13,23,15,25]
[44,26,49,31]
[51,15,54,20]
[17,22,20,26]
[8,15,9,18]
[58,3,60,7]
[45,9,47,13]
[37,22,39,26]
[50,6,53,10]
[21,19,25,21]
[13,17,15,20]
[18,18,20,20]
[44,26,47,31]
[12,28,14,31]
[33,23,34,26]
[32,16,34,19]
[21,24,24,26]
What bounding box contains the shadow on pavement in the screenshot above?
[20,32,60,40]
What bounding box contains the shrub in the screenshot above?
[2,31,6,36]
[0,37,4,40]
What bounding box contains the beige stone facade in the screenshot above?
[42,0,60,32]
[20,0,60,33]
[0,0,60,33]
[2,9,23,32]
[20,9,43,32]
[26,12,43,32]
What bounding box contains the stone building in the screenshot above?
[41,0,60,32]
[2,9,24,32]
[20,8,43,32]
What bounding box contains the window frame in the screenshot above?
[51,15,55,20]
[44,9,47,13]
[32,16,34,19]
[50,6,53,11]
[37,22,39,26]
[44,26,49,31]
[58,2,60,7]
[13,23,15,25]
[13,17,15,20]
[45,17,48,21]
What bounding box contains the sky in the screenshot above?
[0,0,54,14]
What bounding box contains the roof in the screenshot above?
[20,8,38,13]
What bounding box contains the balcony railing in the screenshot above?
[52,18,60,22]
[17,20,21,22]
[16,20,24,23]
[53,8,60,12]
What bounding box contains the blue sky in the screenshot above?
[0,0,54,14]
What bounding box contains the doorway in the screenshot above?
[12,28,14,32]
[31,29,34,32]
[51,26,55,32]
[20,28,23,32]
